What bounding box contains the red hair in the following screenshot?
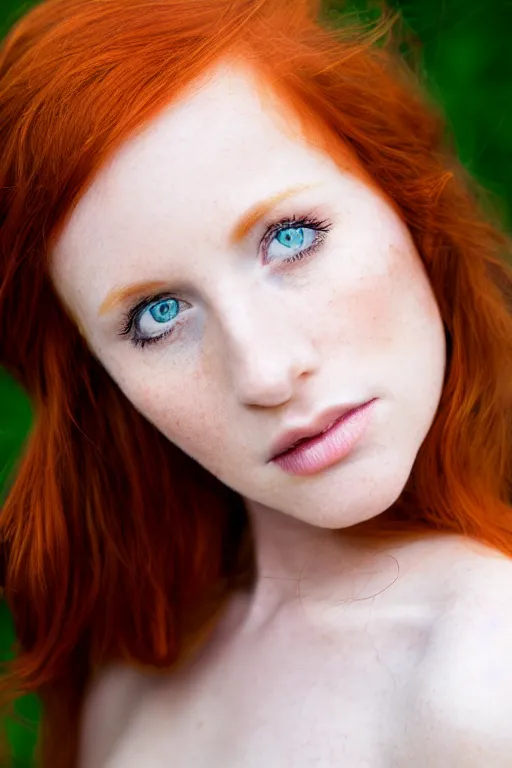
[0,0,511,764]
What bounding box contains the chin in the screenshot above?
[281,459,414,531]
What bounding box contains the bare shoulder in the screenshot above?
[410,536,512,766]
[78,662,154,768]
[421,533,512,679]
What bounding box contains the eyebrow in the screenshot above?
[98,182,321,317]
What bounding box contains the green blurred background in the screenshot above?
[1,0,511,764]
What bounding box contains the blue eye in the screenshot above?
[267,225,316,263]
[139,298,179,335]
[262,214,331,265]
[119,296,183,349]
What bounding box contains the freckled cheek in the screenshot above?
[314,245,441,358]
[351,289,396,347]
[312,275,399,355]
[127,374,227,462]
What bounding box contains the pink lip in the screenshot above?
[269,400,373,460]
[270,399,377,476]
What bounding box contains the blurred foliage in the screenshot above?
[0,0,511,763]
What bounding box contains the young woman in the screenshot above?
[0,0,511,765]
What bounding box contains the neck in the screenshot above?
[236,500,409,632]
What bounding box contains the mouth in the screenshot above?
[282,418,340,454]
[269,400,374,461]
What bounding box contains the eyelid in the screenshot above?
[254,200,325,243]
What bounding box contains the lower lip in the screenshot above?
[271,399,377,476]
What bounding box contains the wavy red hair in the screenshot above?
[0,0,511,765]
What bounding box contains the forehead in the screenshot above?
[49,59,363,307]
[53,63,314,243]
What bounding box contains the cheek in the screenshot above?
[122,367,230,468]
[316,242,444,368]
[313,270,399,355]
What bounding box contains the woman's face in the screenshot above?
[50,60,446,530]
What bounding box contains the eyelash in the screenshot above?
[118,212,333,349]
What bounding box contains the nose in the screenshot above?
[220,288,320,408]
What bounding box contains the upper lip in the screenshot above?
[268,400,372,460]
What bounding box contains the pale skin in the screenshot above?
[50,59,512,766]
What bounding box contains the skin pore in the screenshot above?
[50,58,447,636]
